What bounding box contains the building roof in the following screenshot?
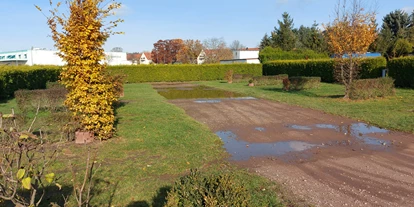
[127,53,141,60]
[234,47,260,51]
[143,52,152,61]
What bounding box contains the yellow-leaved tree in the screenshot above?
[36,0,123,139]
[324,0,377,99]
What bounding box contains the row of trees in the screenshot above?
[150,38,245,64]
[260,9,414,59]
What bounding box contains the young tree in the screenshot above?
[271,12,297,51]
[37,0,123,139]
[151,39,184,64]
[324,0,377,99]
[177,39,203,64]
[203,37,233,64]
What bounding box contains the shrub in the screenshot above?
[349,77,395,100]
[253,74,288,86]
[287,77,321,91]
[107,64,262,83]
[232,74,254,83]
[14,88,67,113]
[165,169,250,207]
[0,66,60,99]
[225,70,234,83]
[259,46,329,63]
[388,57,414,88]
[263,59,334,82]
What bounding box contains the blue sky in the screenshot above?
[0,0,413,53]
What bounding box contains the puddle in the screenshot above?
[155,85,246,100]
[255,127,266,132]
[216,131,318,161]
[287,125,312,130]
[289,123,390,146]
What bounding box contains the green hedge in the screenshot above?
[0,66,60,99]
[349,77,395,100]
[232,74,254,83]
[263,59,334,82]
[107,64,262,83]
[263,57,387,83]
[259,47,329,63]
[253,74,288,86]
[388,57,414,88]
[286,77,321,90]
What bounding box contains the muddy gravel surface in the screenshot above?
[165,93,414,207]
[153,84,414,206]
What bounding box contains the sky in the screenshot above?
[0,0,413,53]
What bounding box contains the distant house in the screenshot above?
[220,47,261,64]
[197,50,206,64]
[127,53,141,65]
[140,52,153,65]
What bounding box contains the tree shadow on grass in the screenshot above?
[127,186,171,207]
[261,87,343,99]
[113,100,128,129]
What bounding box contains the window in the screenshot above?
[24,54,27,59]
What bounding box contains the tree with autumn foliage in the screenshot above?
[151,39,184,64]
[324,0,377,99]
[177,39,203,64]
[37,0,123,139]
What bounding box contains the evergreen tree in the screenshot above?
[274,12,297,51]
[259,33,272,49]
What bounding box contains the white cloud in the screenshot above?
[401,7,414,13]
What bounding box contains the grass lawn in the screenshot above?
[202,81,414,134]
[0,83,289,207]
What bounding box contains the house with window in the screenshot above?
[140,52,153,64]
[220,47,260,64]
[127,53,141,65]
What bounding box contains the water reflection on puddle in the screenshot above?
[288,123,391,146]
[216,131,318,161]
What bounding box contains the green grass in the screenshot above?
[202,81,414,134]
[1,83,288,207]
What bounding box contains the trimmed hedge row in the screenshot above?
[0,66,60,99]
[232,74,254,83]
[263,59,334,82]
[388,57,414,88]
[349,77,395,100]
[263,57,387,83]
[253,74,288,86]
[285,77,321,90]
[108,64,262,83]
[259,47,329,63]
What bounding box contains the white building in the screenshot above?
[139,52,153,65]
[220,47,260,64]
[0,48,131,66]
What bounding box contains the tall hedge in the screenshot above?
[107,64,262,83]
[388,57,414,88]
[0,66,60,99]
[263,57,387,83]
[259,47,329,63]
[263,59,335,82]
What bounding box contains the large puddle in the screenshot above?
[155,85,247,100]
[288,123,391,146]
[216,130,319,161]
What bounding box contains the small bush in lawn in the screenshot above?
[165,169,250,207]
[233,74,254,83]
[287,77,321,90]
[253,74,288,86]
[14,88,67,113]
[225,70,234,83]
[349,77,395,100]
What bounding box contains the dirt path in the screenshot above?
[169,97,414,207]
